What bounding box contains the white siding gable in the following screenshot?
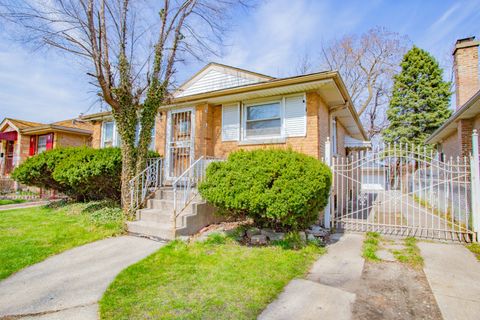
[175,64,272,98]
[284,95,306,137]
[222,103,240,141]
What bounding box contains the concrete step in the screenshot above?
[146,199,190,214]
[126,220,175,240]
[154,188,175,200]
[154,188,203,201]
[137,208,188,226]
[137,208,173,224]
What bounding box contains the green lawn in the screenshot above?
[467,243,480,261]
[100,234,324,320]
[0,199,26,206]
[0,202,124,280]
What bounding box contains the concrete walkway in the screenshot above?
[418,242,480,320]
[0,200,51,211]
[0,236,164,319]
[259,233,364,320]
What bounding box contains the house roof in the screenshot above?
[80,64,368,140]
[1,118,44,131]
[174,62,275,98]
[21,124,92,136]
[168,69,367,140]
[426,89,480,144]
[0,117,92,136]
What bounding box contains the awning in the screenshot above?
[344,135,371,149]
[0,131,18,141]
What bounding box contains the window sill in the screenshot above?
[238,137,286,146]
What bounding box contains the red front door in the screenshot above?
[5,141,14,174]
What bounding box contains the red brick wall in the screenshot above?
[440,130,460,159]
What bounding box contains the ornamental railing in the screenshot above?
[129,158,163,213]
[172,156,222,230]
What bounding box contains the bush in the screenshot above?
[52,147,122,201]
[199,149,332,231]
[12,148,83,195]
[12,147,160,202]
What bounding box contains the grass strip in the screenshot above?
[362,232,381,261]
[100,234,324,320]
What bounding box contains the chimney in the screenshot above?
[453,36,479,109]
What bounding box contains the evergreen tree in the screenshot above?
[383,46,452,147]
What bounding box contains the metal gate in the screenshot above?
[165,108,195,180]
[330,140,479,242]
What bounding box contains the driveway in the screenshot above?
[0,236,164,319]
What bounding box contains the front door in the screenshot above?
[5,141,14,174]
[165,108,195,179]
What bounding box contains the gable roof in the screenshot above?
[52,118,93,131]
[174,62,275,98]
[426,89,480,144]
[169,70,367,140]
[0,117,92,136]
[1,118,44,131]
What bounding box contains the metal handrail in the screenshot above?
[172,156,223,231]
[129,158,163,213]
[172,157,204,230]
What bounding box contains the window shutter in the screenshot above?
[29,136,37,156]
[46,133,54,150]
[222,103,240,141]
[285,95,306,137]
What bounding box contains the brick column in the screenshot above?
[194,103,214,159]
[453,37,479,109]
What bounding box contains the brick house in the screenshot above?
[0,117,93,178]
[80,63,369,238]
[82,63,368,178]
[426,37,480,158]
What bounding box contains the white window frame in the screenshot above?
[37,135,48,154]
[331,117,338,155]
[135,121,156,151]
[101,121,119,148]
[242,99,284,140]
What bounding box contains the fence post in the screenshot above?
[471,130,480,240]
[324,137,332,229]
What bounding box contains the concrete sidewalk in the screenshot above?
[0,236,164,319]
[418,242,480,320]
[259,233,364,320]
[0,200,51,211]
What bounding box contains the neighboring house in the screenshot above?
[82,62,368,178]
[0,117,93,178]
[426,37,480,158]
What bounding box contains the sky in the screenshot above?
[1,0,480,123]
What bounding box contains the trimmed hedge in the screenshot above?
[199,149,332,231]
[12,147,159,202]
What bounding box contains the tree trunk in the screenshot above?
[120,139,137,217]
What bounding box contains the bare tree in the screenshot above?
[0,0,250,214]
[295,52,315,75]
[320,27,409,139]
